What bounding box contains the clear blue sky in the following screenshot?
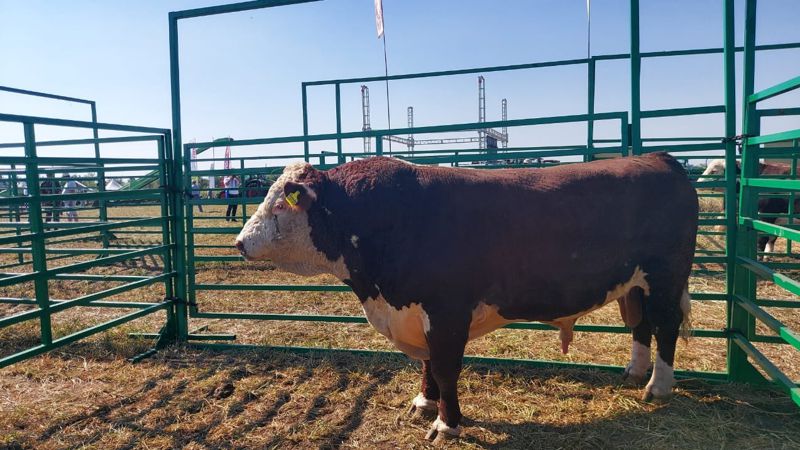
[1,0,798,165]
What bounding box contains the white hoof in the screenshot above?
[407,393,438,418]
[425,416,462,442]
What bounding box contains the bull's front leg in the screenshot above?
[407,360,439,418]
[424,312,470,443]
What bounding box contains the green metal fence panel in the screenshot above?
[0,111,180,368]
[730,0,800,406]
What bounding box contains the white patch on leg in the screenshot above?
[625,341,651,380]
[644,355,674,400]
[765,239,775,254]
[428,416,462,437]
[412,392,437,411]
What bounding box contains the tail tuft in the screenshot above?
[679,285,692,341]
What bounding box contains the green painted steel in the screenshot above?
[1,0,798,410]
[0,107,180,369]
[729,0,800,405]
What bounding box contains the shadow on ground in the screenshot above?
[1,344,799,449]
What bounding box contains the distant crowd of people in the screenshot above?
[39,173,82,223]
[189,175,240,221]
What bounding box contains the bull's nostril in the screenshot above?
[235,240,245,254]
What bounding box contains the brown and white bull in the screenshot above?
[698,158,794,255]
[235,153,698,442]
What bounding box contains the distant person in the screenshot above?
[40,173,61,223]
[224,175,240,222]
[191,180,203,213]
[61,174,80,222]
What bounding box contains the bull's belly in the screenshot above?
[361,266,650,360]
[361,297,515,361]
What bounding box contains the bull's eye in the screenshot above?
[273,202,285,213]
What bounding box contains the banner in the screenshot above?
[224,146,231,170]
[191,147,198,171]
[375,0,384,38]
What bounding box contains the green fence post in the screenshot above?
[629,0,642,156]
[91,102,110,250]
[302,83,310,163]
[335,83,343,164]
[168,13,190,341]
[9,164,24,265]
[586,58,596,162]
[730,0,766,383]
[23,123,52,345]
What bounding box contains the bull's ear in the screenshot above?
[283,181,315,211]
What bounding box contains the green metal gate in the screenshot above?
[728,0,800,404]
[0,99,182,367]
[0,0,798,410]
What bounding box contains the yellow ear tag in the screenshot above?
[285,190,300,207]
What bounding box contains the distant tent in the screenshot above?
[105,179,123,191]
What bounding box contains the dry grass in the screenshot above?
[1,203,800,449]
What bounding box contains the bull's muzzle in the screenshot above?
[234,239,246,257]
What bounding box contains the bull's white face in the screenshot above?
[696,159,726,183]
[235,162,348,278]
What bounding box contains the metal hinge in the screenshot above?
[721,134,751,154]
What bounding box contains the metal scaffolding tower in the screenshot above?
[359,76,508,153]
[360,85,372,153]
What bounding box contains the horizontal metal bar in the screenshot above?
[188,342,730,381]
[0,135,162,150]
[0,85,94,104]
[46,246,169,277]
[731,333,800,406]
[0,271,38,288]
[747,129,800,146]
[190,227,241,234]
[748,75,800,104]
[734,295,800,351]
[0,247,156,255]
[189,311,723,338]
[194,256,241,262]
[647,143,726,153]
[304,42,800,87]
[757,107,800,117]
[640,105,725,118]
[48,273,172,314]
[757,299,800,308]
[188,112,627,149]
[0,113,169,134]
[192,312,368,323]
[54,273,152,282]
[0,302,170,369]
[170,0,320,20]
[737,256,800,297]
[195,283,352,292]
[747,218,800,243]
[0,297,165,309]
[741,178,800,191]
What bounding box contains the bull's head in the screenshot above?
[235,162,338,277]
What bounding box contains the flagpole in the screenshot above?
[382,34,392,154]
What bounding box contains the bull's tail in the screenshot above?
[679,284,692,341]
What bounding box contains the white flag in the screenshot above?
[375,0,384,38]
[191,147,198,171]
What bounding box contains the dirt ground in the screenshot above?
[1,202,799,449]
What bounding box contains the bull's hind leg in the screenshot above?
[642,285,689,402]
[407,360,438,418]
[621,287,652,385]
